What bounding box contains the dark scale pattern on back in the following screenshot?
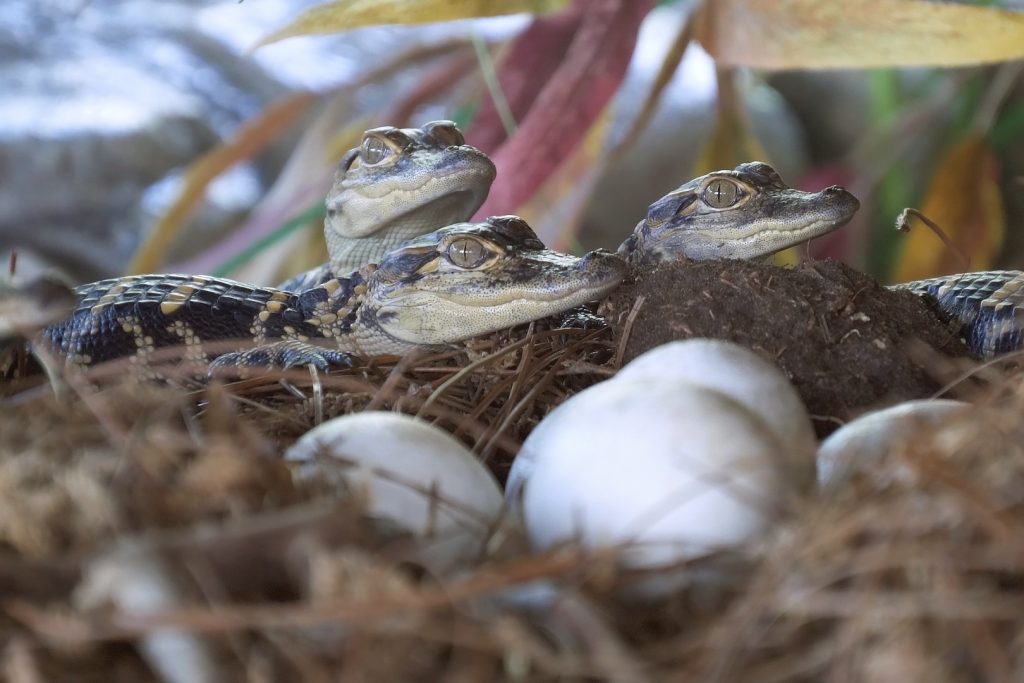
[42,274,329,367]
[905,271,1024,357]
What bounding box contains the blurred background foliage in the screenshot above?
[2,0,1024,287]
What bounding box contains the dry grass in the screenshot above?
[2,323,1024,682]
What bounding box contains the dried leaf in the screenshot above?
[128,92,316,275]
[892,136,1004,282]
[475,0,653,218]
[695,0,1024,70]
[255,0,570,48]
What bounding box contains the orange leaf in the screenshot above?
[128,91,316,275]
[694,0,1024,70]
[892,136,1004,282]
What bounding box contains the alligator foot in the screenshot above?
[207,340,355,378]
[558,305,608,330]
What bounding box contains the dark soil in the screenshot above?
[602,259,973,435]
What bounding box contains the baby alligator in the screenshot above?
[36,162,863,372]
[621,162,1022,359]
[279,120,495,292]
[617,161,860,265]
[42,217,627,372]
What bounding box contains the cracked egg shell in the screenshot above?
[286,412,502,573]
[516,379,792,596]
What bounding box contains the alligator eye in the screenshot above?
[446,238,489,268]
[703,178,740,209]
[360,136,392,165]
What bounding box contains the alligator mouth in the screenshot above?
[719,215,852,244]
[396,254,626,308]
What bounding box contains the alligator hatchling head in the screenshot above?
[324,121,496,249]
[620,161,860,266]
[364,216,628,347]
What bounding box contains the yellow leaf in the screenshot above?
[128,92,316,275]
[255,0,570,49]
[892,136,1004,282]
[695,0,1024,70]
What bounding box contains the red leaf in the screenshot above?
[472,0,653,219]
[468,4,585,153]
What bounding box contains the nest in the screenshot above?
[2,259,1023,681]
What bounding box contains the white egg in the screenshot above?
[817,399,969,488]
[507,339,814,503]
[614,339,816,488]
[517,379,792,596]
[286,412,503,573]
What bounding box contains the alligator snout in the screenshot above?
[821,185,860,219]
[576,249,629,273]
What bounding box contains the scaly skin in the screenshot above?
[39,161,864,371]
[895,270,1024,358]
[42,217,627,371]
[279,121,496,291]
[618,162,860,266]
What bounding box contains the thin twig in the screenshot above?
[612,294,646,370]
[472,33,517,138]
[895,207,971,273]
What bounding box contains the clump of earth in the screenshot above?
[602,259,973,436]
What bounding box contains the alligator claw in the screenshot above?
[207,340,354,378]
[558,306,608,330]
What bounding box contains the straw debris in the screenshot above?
[2,259,1023,681]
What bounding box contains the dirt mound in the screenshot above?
[603,259,973,435]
